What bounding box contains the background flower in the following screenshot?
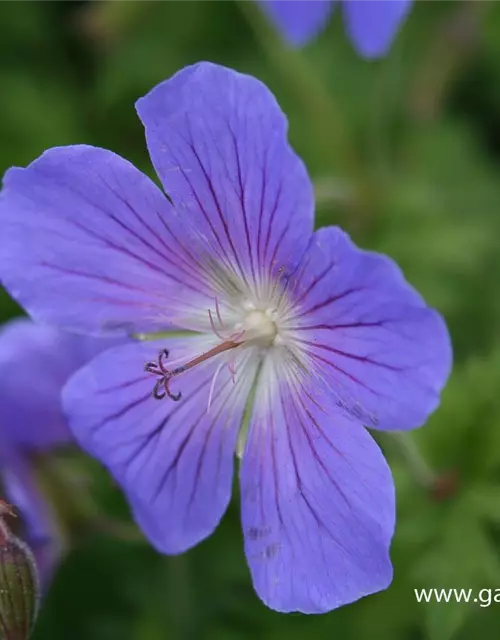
[258,0,413,57]
[0,318,120,588]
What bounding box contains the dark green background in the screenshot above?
[2,1,500,639]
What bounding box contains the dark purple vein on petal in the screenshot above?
[182,120,249,286]
[281,386,352,561]
[299,339,404,372]
[262,182,283,268]
[149,372,235,504]
[98,175,211,292]
[52,177,206,294]
[292,259,338,307]
[120,375,215,478]
[66,215,200,294]
[293,287,368,320]
[307,351,382,397]
[228,125,256,285]
[256,146,269,270]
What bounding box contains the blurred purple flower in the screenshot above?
[258,0,413,57]
[1,447,60,590]
[0,318,119,587]
[0,62,451,612]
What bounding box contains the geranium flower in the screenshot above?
[0,318,118,586]
[0,62,451,612]
[258,0,413,57]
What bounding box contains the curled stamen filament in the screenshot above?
[145,349,182,401]
[208,297,227,340]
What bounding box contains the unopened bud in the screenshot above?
[0,502,39,640]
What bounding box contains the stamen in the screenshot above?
[215,296,224,328]
[279,269,290,292]
[208,308,225,340]
[208,297,227,340]
[207,361,224,412]
[266,265,286,308]
[227,360,236,384]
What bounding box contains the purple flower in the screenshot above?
[0,318,119,586]
[0,62,451,612]
[258,0,413,57]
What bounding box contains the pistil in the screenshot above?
[145,338,243,401]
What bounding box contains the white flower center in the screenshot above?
[143,283,299,407]
[233,302,279,349]
[243,309,278,347]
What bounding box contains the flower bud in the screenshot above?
[0,503,40,640]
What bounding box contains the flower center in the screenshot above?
[236,306,278,349]
[144,301,281,402]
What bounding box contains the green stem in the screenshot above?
[387,432,437,490]
[87,517,146,543]
[165,555,192,640]
[238,0,376,215]
[408,0,489,122]
[313,175,355,209]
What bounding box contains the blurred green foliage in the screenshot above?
[2,1,500,639]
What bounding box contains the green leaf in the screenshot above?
[407,347,500,482]
[467,485,500,525]
[411,500,500,640]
